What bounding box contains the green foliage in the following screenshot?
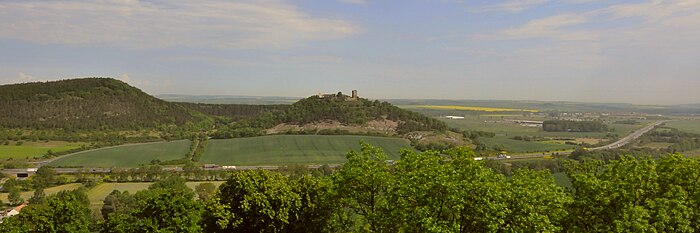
[102,188,203,233]
[1,189,92,233]
[203,170,301,232]
[8,187,23,206]
[565,155,698,232]
[148,174,190,193]
[31,166,57,189]
[194,182,216,202]
[100,190,136,220]
[333,143,391,232]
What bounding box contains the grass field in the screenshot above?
[0,141,83,159]
[201,135,412,165]
[666,120,700,133]
[86,181,225,208]
[48,140,191,168]
[0,183,83,204]
[416,105,539,112]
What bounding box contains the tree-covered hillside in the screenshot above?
[214,93,448,138]
[0,78,201,130]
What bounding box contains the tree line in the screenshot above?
[3,145,700,232]
[543,120,608,132]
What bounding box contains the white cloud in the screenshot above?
[119,74,150,87]
[478,0,552,13]
[340,0,368,4]
[479,13,597,41]
[16,72,35,83]
[0,0,359,49]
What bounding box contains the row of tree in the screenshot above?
[543,120,608,132]
[3,145,700,232]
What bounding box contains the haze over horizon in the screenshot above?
[1,0,699,105]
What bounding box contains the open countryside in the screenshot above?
[416,105,539,112]
[201,135,411,165]
[4,1,700,232]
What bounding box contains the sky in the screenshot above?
[1,0,699,105]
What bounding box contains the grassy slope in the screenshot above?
[86,181,225,209]
[0,141,83,159]
[48,140,191,168]
[202,135,412,165]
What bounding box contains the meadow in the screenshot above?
[48,140,191,168]
[0,141,83,159]
[666,120,700,134]
[0,183,83,204]
[201,135,412,165]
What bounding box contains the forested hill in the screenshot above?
[214,93,448,138]
[283,94,448,133]
[0,78,201,129]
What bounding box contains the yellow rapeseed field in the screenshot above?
[416,105,539,113]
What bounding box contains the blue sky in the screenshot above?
[1,0,699,104]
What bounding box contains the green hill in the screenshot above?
[213,93,448,138]
[0,79,447,139]
[0,78,201,130]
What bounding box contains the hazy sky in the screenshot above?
[1,0,699,105]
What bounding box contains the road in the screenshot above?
[589,120,669,151]
[494,120,670,160]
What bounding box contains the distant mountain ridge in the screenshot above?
[0,78,201,129]
[0,78,449,136]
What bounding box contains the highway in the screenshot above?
[493,120,670,160]
[589,120,669,151]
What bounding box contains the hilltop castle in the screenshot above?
[317,90,358,101]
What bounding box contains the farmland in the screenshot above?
[48,140,191,168]
[201,135,412,165]
[416,105,539,112]
[0,141,83,159]
[666,119,700,134]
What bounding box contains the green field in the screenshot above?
[0,183,83,204]
[666,120,700,133]
[0,141,83,159]
[48,140,191,168]
[201,135,412,165]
